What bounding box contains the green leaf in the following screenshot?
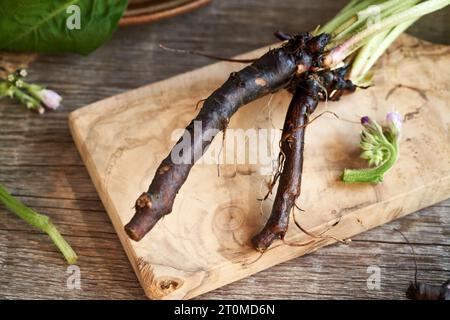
[0,0,128,55]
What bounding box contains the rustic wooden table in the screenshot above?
[0,0,449,300]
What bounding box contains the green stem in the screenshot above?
[354,18,418,82]
[319,0,381,34]
[349,29,390,82]
[21,82,44,103]
[9,86,41,111]
[0,81,10,97]
[342,139,399,183]
[332,0,415,42]
[349,0,420,82]
[0,184,77,264]
[325,0,450,67]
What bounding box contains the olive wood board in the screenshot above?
[69,34,450,299]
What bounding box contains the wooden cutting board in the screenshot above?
[69,34,450,300]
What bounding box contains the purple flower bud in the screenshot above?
[360,116,370,126]
[39,89,62,110]
[386,111,402,132]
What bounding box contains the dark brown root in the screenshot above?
[195,98,206,111]
[274,31,294,41]
[126,33,332,241]
[258,111,340,203]
[292,212,349,245]
[251,78,320,252]
[282,238,315,247]
[216,122,228,177]
[251,67,356,252]
[159,44,258,63]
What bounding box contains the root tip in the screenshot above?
[251,229,282,253]
[124,224,143,242]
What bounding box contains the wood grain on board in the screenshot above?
[69,34,450,299]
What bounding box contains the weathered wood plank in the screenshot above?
[1,208,448,299]
[0,0,449,300]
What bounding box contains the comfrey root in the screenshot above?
[125,33,331,241]
[252,68,356,252]
[125,0,450,248]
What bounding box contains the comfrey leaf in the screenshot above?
[360,150,373,160]
[360,141,374,151]
[0,0,128,55]
[359,122,386,167]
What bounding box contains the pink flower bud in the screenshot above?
[39,89,62,110]
[386,111,402,132]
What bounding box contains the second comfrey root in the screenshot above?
[252,68,356,252]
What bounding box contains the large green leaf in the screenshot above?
[0,0,128,55]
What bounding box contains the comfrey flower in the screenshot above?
[360,115,370,125]
[384,111,402,142]
[38,89,62,110]
[24,84,62,111]
[18,69,28,77]
[0,68,62,113]
[342,112,402,184]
